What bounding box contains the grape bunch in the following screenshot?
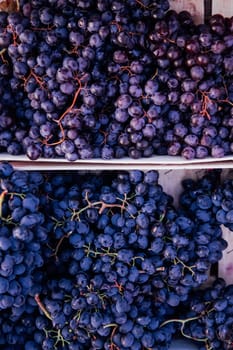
[211,178,233,231]
[0,163,47,348]
[0,163,230,349]
[0,1,233,160]
[179,170,233,231]
[161,278,233,350]
[0,163,47,316]
[34,169,224,349]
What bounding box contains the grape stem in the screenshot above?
[71,192,131,221]
[219,98,233,106]
[50,231,73,259]
[7,24,18,46]
[135,0,153,9]
[199,91,211,120]
[151,68,158,80]
[110,20,123,33]
[8,192,25,199]
[0,181,26,219]
[98,292,108,309]
[34,294,53,321]
[174,257,196,276]
[43,328,70,348]
[15,0,20,11]
[131,256,144,266]
[71,200,125,220]
[107,324,119,350]
[83,244,118,260]
[120,65,133,75]
[0,49,8,64]
[43,76,86,146]
[160,317,208,343]
[114,280,124,293]
[0,190,8,218]
[199,88,233,121]
[100,130,108,145]
[23,69,46,90]
[103,323,118,329]
[74,309,82,321]
[50,216,65,230]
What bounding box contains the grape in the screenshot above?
[196,145,209,158]
[211,145,225,158]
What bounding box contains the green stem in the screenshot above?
[44,328,71,348]
[161,316,199,328]
[104,323,118,329]
[160,317,208,343]
[159,211,166,222]
[50,216,65,228]
[71,200,102,220]
[101,247,118,257]
[175,257,196,276]
[83,245,104,257]
[8,192,26,199]
[83,245,117,259]
[180,323,208,343]
[98,293,108,308]
[0,216,16,225]
[54,329,70,347]
[131,256,145,266]
[74,309,82,320]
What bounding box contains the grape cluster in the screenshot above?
[36,169,223,349]
[0,1,233,160]
[211,178,233,231]
[161,278,233,350]
[0,163,47,348]
[0,163,230,349]
[0,163,47,314]
[179,171,233,232]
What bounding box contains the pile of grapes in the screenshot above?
[0,162,233,349]
[0,0,233,160]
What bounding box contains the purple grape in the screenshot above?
[190,66,205,81]
[181,146,196,159]
[211,145,225,158]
